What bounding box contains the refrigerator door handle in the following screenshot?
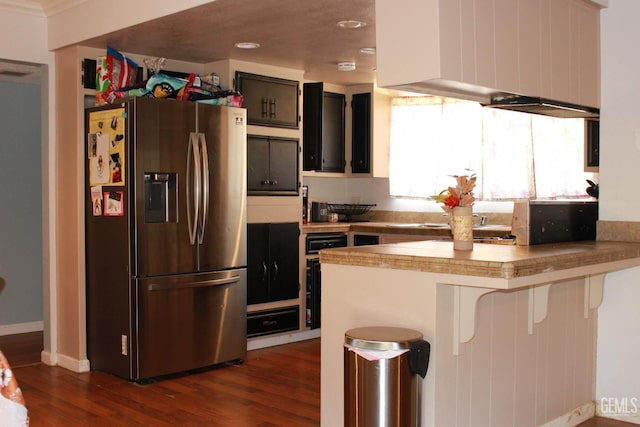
[147,275,241,291]
[198,133,210,244]
[186,132,201,245]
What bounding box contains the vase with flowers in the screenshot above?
[432,174,477,250]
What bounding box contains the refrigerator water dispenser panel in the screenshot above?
[144,172,177,223]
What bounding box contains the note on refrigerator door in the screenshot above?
[91,186,103,216]
[89,133,110,186]
[87,108,126,186]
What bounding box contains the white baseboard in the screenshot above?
[55,353,90,373]
[247,329,321,351]
[541,401,594,427]
[0,321,43,336]
[40,350,56,366]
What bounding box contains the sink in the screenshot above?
[418,223,510,229]
[472,224,509,229]
[386,223,509,230]
[387,223,449,228]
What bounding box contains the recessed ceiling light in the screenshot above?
[336,20,367,29]
[234,42,260,49]
[337,62,356,72]
[360,47,376,55]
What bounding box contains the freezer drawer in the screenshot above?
[134,269,247,380]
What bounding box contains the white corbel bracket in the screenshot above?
[525,274,605,335]
[584,273,605,318]
[452,273,606,355]
[528,283,552,334]
[453,285,495,356]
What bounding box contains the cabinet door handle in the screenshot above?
[271,180,278,185]
[273,260,279,281]
[262,261,268,282]
[269,99,277,118]
[261,180,271,185]
[262,98,268,117]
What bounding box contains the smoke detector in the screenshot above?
[337,62,356,72]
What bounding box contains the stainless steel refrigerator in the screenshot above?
[85,97,247,381]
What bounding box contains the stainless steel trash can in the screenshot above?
[344,326,430,427]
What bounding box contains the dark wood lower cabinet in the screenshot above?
[247,222,300,305]
[247,306,300,338]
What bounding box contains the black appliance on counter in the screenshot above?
[511,199,598,245]
[328,203,376,222]
[85,98,247,381]
[353,234,380,246]
[305,233,348,329]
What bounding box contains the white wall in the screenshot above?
[597,0,640,422]
[46,0,214,51]
[302,176,514,214]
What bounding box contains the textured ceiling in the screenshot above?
[79,0,377,86]
[1,0,377,86]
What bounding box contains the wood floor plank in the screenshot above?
[2,333,635,426]
[10,339,320,426]
[0,331,43,367]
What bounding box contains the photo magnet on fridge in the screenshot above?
[103,191,124,216]
[91,186,103,216]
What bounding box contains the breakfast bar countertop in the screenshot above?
[319,240,640,289]
[319,239,640,427]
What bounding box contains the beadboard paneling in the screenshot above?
[435,278,596,427]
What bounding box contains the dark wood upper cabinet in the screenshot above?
[351,92,371,174]
[303,82,345,172]
[585,119,599,170]
[235,71,299,129]
[247,135,299,196]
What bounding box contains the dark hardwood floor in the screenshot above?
[2,334,319,426]
[0,332,634,426]
[578,417,638,427]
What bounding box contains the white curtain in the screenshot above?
[389,96,597,200]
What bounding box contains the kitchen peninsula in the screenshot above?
[319,240,640,427]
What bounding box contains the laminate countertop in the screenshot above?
[302,221,512,238]
[319,239,640,289]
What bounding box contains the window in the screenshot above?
[389,96,597,200]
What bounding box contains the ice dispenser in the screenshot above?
[144,172,177,223]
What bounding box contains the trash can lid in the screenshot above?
[345,326,424,351]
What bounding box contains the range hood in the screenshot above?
[483,95,600,119]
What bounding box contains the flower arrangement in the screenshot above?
[432,174,477,210]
